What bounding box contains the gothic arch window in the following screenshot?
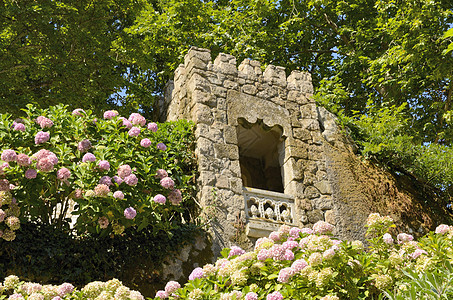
[236,118,284,193]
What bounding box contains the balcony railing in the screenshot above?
[243,187,295,238]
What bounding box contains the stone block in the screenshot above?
[293,128,311,141]
[214,52,237,65]
[263,65,286,87]
[229,159,242,177]
[286,145,308,160]
[300,104,317,119]
[304,185,320,199]
[185,46,212,63]
[325,210,336,225]
[215,174,230,189]
[242,84,257,95]
[307,209,324,224]
[224,126,238,144]
[312,195,333,210]
[224,80,238,90]
[314,180,333,195]
[296,197,313,211]
[196,137,214,156]
[199,171,216,186]
[192,103,213,125]
[214,144,239,160]
[192,90,216,107]
[230,177,243,194]
[187,73,211,93]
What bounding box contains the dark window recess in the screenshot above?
[237,119,284,193]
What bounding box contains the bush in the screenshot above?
[153,214,453,300]
[0,104,197,238]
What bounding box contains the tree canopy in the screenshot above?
[2,0,453,194]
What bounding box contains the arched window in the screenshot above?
[237,119,284,193]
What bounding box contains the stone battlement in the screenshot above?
[160,47,314,124]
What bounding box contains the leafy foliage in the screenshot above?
[0,104,197,237]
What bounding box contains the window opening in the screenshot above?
[237,119,284,193]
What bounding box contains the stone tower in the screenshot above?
[159,47,449,255]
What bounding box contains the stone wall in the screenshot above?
[159,46,451,255]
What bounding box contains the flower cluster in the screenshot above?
[2,276,144,300]
[156,214,450,300]
[0,105,191,236]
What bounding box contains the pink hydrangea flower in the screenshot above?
[188,267,204,280]
[113,191,124,200]
[94,184,110,197]
[383,233,394,244]
[118,164,132,179]
[72,108,85,116]
[98,216,109,229]
[164,281,181,294]
[291,259,308,272]
[283,249,295,260]
[156,169,168,179]
[410,249,428,259]
[269,231,281,242]
[13,123,25,131]
[57,283,74,297]
[282,240,299,251]
[266,291,283,300]
[103,110,118,119]
[140,138,152,148]
[128,113,146,126]
[289,227,302,238]
[0,210,6,222]
[8,293,24,300]
[74,189,83,199]
[37,116,53,128]
[147,122,158,132]
[16,154,31,166]
[37,157,55,172]
[78,139,92,152]
[157,143,167,151]
[277,267,293,283]
[0,162,8,175]
[323,248,336,260]
[57,167,71,181]
[82,153,96,163]
[313,221,335,234]
[168,189,182,205]
[98,160,110,171]
[397,233,414,244]
[113,176,123,185]
[120,117,132,129]
[228,246,245,258]
[257,249,270,261]
[35,131,50,144]
[435,224,450,235]
[124,207,137,219]
[124,174,138,186]
[128,126,141,137]
[153,194,166,204]
[301,228,314,234]
[245,292,258,300]
[1,149,17,162]
[160,177,175,189]
[155,290,169,299]
[99,176,112,186]
[25,169,37,179]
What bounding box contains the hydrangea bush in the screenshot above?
[0,104,196,238]
[152,214,453,300]
[0,276,145,300]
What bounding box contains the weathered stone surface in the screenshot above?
[314,180,333,195]
[307,209,324,223]
[192,103,213,125]
[312,195,333,210]
[263,65,286,87]
[215,174,230,189]
[296,197,313,211]
[304,185,320,199]
[293,128,311,141]
[224,126,238,144]
[214,144,239,160]
[324,210,336,225]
